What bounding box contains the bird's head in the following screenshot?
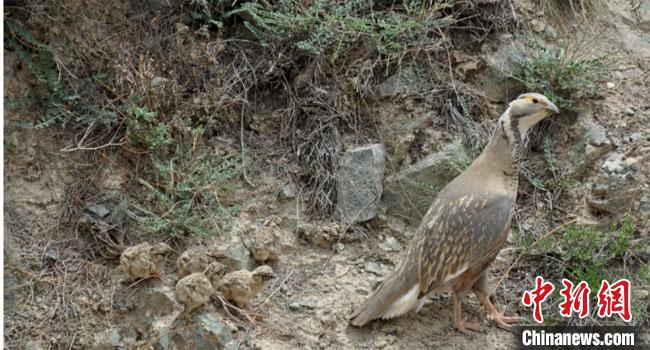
[252,265,275,282]
[499,92,559,142]
[150,242,172,256]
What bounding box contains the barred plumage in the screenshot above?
[350,93,559,332]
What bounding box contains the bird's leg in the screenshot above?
[453,292,482,335]
[474,287,525,330]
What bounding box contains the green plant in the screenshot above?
[5,19,117,129]
[127,148,242,237]
[5,19,79,127]
[228,0,452,62]
[519,216,640,291]
[513,36,609,111]
[124,100,173,151]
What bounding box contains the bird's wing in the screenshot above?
[416,192,514,295]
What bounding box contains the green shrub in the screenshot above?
[128,148,242,237]
[229,0,452,62]
[514,36,609,111]
[519,216,640,290]
[124,101,172,151]
[5,19,116,128]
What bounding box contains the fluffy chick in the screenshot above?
[175,272,214,315]
[219,265,274,308]
[204,261,226,288]
[177,246,210,277]
[120,242,171,281]
[246,225,280,263]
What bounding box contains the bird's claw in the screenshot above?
[455,319,483,335]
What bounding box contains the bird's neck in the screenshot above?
[471,111,524,178]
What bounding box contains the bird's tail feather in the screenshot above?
[349,271,418,326]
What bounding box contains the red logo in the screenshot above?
[597,279,631,322]
[559,279,591,319]
[522,276,555,323]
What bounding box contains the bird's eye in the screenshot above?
[532,98,539,103]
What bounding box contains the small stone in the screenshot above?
[624,107,635,116]
[151,77,167,88]
[530,18,545,33]
[629,132,643,142]
[364,261,384,276]
[43,246,59,266]
[383,236,401,252]
[93,328,122,350]
[288,299,318,311]
[86,204,111,218]
[606,82,615,89]
[25,340,45,350]
[582,119,608,146]
[156,312,235,350]
[602,153,630,175]
[278,182,297,199]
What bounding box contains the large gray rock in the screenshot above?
[481,39,532,101]
[154,312,236,350]
[115,284,182,341]
[383,140,468,224]
[568,116,613,178]
[337,144,386,224]
[375,67,420,97]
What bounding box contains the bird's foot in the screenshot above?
[455,319,482,335]
[487,311,527,330]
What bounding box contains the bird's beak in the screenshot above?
[546,101,559,114]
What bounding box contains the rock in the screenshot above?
[115,284,181,342]
[278,182,297,199]
[583,119,608,146]
[587,178,641,216]
[383,236,401,252]
[624,107,635,116]
[606,82,615,89]
[86,204,111,218]
[568,116,612,178]
[481,41,531,101]
[377,111,434,166]
[93,328,122,350]
[151,76,168,88]
[213,241,254,272]
[42,246,59,266]
[337,144,386,224]
[288,299,318,312]
[383,140,467,224]
[155,312,236,350]
[364,261,385,276]
[25,340,45,350]
[530,18,545,33]
[601,152,630,175]
[376,67,420,97]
